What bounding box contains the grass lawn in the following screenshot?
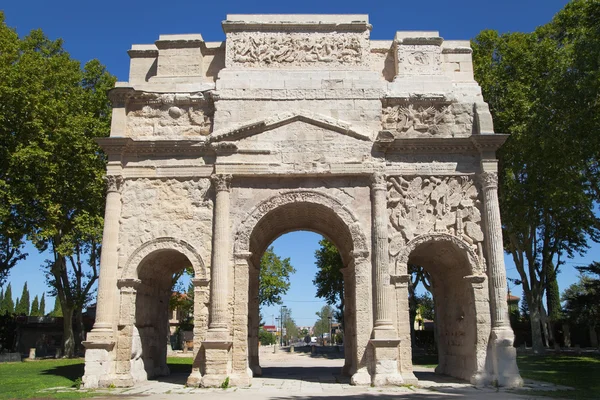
[0,358,92,399]
[516,353,600,399]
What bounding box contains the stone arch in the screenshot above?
[234,189,369,258]
[396,232,483,276]
[234,189,369,379]
[396,231,489,383]
[122,237,207,280]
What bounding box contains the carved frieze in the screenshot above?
[396,44,442,76]
[387,175,484,255]
[126,93,213,138]
[382,102,473,137]
[227,33,367,68]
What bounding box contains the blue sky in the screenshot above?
[3,0,598,325]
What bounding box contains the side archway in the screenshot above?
[396,232,490,383]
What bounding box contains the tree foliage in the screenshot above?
[562,262,600,327]
[39,293,45,316]
[0,14,116,356]
[472,0,600,353]
[0,282,13,314]
[313,238,345,326]
[15,281,29,315]
[313,304,335,337]
[259,247,296,307]
[30,295,39,316]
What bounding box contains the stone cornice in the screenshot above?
[222,21,371,33]
[374,132,508,154]
[106,86,215,108]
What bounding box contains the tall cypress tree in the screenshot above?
[15,282,29,315]
[30,295,39,316]
[0,288,4,310]
[39,293,46,316]
[1,283,14,314]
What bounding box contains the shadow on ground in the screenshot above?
[39,362,84,383]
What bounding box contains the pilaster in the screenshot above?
[187,278,210,387]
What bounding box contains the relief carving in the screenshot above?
[229,34,365,67]
[126,94,212,137]
[397,45,442,75]
[387,175,484,255]
[382,103,473,137]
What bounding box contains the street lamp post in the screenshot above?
[280,305,287,347]
[275,317,280,347]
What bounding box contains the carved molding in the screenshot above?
[211,174,232,192]
[121,237,207,280]
[234,190,369,256]
[396,232,483,276]
[105,175,124,194]
[479,172,498,190]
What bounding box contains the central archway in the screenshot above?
[234,190,370,380]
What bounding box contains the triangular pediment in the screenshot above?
[209,110,372,143]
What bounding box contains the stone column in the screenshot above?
[231,251,252,386]
[340,266,355,377]
[208,173,232,334]
[82,174,123,389]
[113,278,141,387]
[369,173,403,386]
[90,175,124,337]
[350,251,373,386]
[202,174,233,387]
[391,273,418,384]
[371,173,394,332]
[187,278,210,387]
[479,168,523,387]
[248,260,261,376]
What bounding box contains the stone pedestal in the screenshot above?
[200,340,233,387]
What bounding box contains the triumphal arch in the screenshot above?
[82,15,523,389]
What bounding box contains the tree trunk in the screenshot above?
[61,304,75,358]
[74,308,85,354]
[529,299,545,354]
[590,325,599,348]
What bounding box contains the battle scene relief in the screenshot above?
[382,102,473,137]
[228,33,367,67]
[387,175,485,257]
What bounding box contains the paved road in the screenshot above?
[89,350,566,399]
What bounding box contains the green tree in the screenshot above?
[562,262,600,347]
[15,282,29,315]
[39,293,45,316]
[259,247,296,307]
[0,16,116,356]
[472,0,600,353]
[258,327,277,346]
[416,293,434,321]
[0,288,3,310]
[313,304,334,337]
[282,307,298,342]
[0,283,14,314]
[30,295,39,316]
[313,238,345,327]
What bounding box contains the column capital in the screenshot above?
[234,251,252,261]
[192,278,210,287]
[105,175,124,194]
[211,174,232,192]
[479,171,498,190]
[117,278,141,291]
[370,172,387,191]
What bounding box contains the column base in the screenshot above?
[402,371,418,385]
[81,340,115,389]
[370,338,403,386]
[491,327,523,387]
[350,367,371,385]
[200,339,232,388]
[251,364,262,376]
[186,369,202,387]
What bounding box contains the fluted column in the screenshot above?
[371,172,394,331]
[90,175,124,336]
[480,169,523,387]
[209,174,232,332]
[480,172,509,328]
